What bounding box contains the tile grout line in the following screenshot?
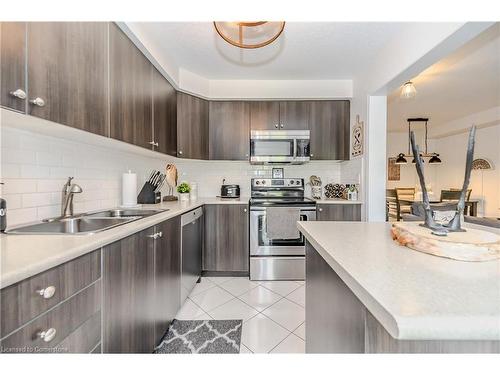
[268,331,305,354]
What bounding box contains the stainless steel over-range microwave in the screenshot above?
[250,130,310,164]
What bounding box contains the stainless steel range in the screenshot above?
[249,178,316,281]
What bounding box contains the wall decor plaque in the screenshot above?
[351,115,364,157]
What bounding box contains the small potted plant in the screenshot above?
[177,182,191,201]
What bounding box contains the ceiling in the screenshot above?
[128,22,407,80]
[387,23,500,132]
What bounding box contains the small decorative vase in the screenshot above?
[179,193,190,202]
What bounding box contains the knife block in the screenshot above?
[137,183,160,204]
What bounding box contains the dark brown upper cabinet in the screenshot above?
[209,101,250,160]
[203,204,249,273]
[309,100,350,160]
[249,101,280,130]
[279,101,310,130]
[0,22,27,112]
[27,22,108,136]
[152,68,177,156]
[250,101,309,131]
[109,23,152,148]
[177,92,209,160]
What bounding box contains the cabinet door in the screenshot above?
[154,216,181,345]
[152,67,177,156]
[27,22,108,136]
[317,204,361,221]
[309,101,350,160]
[177,92,209,159]
[109,23,152,148]
[249,101,280,130]
[0,22,26,112]
[209,101,250,160]
[279,101,310,130]
[203,204,249,272]
[103,227,155,353]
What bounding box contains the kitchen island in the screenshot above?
[298,221,500,353]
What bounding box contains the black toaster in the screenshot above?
[220,184,240,198]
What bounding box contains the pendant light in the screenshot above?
[214,22,285,49]
[395,118,442,164]
[395,153,407,164]
[401,81,417,99]
[428,153,442,164]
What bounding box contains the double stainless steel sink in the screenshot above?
[6,209,168,235]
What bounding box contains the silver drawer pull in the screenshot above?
[36,286,56,299]
[37,328,57,342]
[148,141,159,147]
[157,231,163,238]
[29,97,45,107]
[147,232,162,239]
[9,88,27,99]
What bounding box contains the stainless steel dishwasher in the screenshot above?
[180,207,203,303]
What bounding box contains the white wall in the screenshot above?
[0,124,359,227]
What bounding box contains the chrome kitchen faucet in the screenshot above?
[61,177,83,218]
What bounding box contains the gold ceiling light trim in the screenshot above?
[214,21,285,49]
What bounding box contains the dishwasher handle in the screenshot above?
[181,207,203,226]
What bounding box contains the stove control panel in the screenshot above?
[251,178,304,188]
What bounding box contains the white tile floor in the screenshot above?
[175,276,306,354]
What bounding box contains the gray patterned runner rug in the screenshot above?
[154,319,243,354]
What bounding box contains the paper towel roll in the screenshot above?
[122,170,137,207]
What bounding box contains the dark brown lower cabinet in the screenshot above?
[103,226,156,353]
[317,204,361,221]
[203,204,249,273]
[154,216,181,344]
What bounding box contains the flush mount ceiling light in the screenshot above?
[395,118,442,165]
[400,81,417,99]
[213,21,285,49]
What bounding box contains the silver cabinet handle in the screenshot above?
[280,124,284,128]
[310,153,314,158]
[148,232,163,239]
[243,208,247,212]
[9,88,26,100]
[318,208,323,212]
[29,97,45,107]
[36,286,56,299]
[178,150,183,155]
[274,124,279,128]
[149,141,159,147]
[37,328,57,342]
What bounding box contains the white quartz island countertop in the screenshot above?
[0,197,249,288]
[297,221,500,341]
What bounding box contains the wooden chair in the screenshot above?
[395,188,415,221]
[441,189,472,215]
[386,189,398,221]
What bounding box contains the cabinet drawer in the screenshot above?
[56,311,101,353]
[1,280,101,353]
[1,250,101,338]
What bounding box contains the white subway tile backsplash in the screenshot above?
[3,194,22,209]
[49,166,76,178]
[36,151,62,166]
[22,192,58,208]
[2,125,363,226]
[21,165,50,179]
[3,179,38,194]
[2,148,36,164]
[1,163,21,178]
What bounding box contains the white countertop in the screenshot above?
[298,221,500,341]
[314,199,363,204]
[0,197,249,289]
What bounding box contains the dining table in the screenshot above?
[398,198,479,217]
